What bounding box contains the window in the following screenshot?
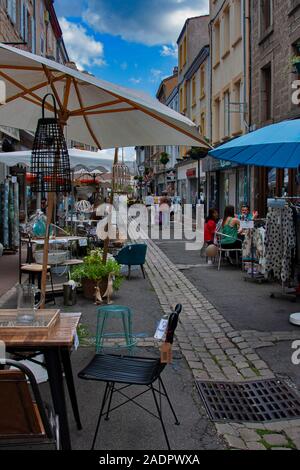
[232,80,242,132]
[7,0,17,24]
[261,64,272,121]
[260,0,273,34]
[267,168,276,197]
[19,1,29,41]
[183,82,187,111]
[292,40,300,78]
[200,65,205,98]
[223,7,230,56]
[183,36,187,66]
[214,21,220,65]
[40,2,44,24]
[200,112,206,136]
[223,90,231,137]
[179,44,183,70]
[192,75,196,105]
[234,0,242,41]
[40,34,44,55]
[31,16,36,53]
[214,98,221,143]
[180,87,183,112]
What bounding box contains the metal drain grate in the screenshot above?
[196,379,300,422]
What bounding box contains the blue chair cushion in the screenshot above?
[114,244,147,266]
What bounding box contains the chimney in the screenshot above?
[65,61,78,70]
[173,66,178,75]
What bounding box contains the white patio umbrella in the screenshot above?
[0,148,112,170]
[0,44,209,150]
[0,43,210,303]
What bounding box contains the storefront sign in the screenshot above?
[202,156,239,172]
[186,168,196,178]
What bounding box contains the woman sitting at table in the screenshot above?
[204,208,218,245]
[220,206,242,251]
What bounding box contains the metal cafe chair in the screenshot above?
[0,360,59,450]
[78,304,182,450]
[215,232,242,271]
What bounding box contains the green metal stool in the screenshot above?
[96,305,137,352]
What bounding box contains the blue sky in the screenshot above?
[56,0,209,97]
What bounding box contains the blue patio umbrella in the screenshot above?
[208,120,300,169]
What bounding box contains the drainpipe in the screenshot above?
[33,0,36,53]
[243,0,251,205]
[209,21,213,146]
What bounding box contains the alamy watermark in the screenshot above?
[292,340,300,365]
[0,340,6,364]
[292,80,300,105]
[0,79,6,104]
[94,198,204,251]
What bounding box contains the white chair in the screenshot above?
[215,232,242,271]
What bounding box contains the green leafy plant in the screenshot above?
[291,55,300,65]
[70,248,123,289]
[160,152,170,166]
[185,147,208,159]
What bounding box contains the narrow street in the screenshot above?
[144,231,300,450]
[1,226,300,450]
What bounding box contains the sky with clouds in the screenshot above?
[55,0,209,160]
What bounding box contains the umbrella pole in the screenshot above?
[102,147,118,264]
[40,192,55,308]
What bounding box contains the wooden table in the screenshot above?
[0,310,82,450]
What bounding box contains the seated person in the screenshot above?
[220,205,242,250]
[204,208,218,245]
[238,204,258,221]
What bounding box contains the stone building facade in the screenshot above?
[0,0,69,152]
[204,0,251,216]
[250,0,300,215]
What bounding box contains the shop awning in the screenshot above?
[208,120,300,169]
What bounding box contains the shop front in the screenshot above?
[176,159,205,205]
[254,167,298,217]
[203,156,250,215]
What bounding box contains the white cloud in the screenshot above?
[59,18,106,71]
[129,77,142,84]
[120,62,128,70]
[82,0,209,46]
[149,68,163,83]
[160,44,178,57]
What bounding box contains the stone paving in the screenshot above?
[140,235,300,450]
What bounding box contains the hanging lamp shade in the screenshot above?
[30,93,71,193]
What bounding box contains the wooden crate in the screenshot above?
[0,309,60,336]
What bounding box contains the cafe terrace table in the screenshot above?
[0,310,82,450]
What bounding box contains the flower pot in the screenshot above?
[82,277,108,300]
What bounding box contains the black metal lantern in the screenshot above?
[30,93,71,193]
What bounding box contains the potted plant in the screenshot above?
[291,55,300,74]
[71,249,123,300]
[160,152,170,166]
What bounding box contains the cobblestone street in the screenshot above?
[142,235,300,450]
